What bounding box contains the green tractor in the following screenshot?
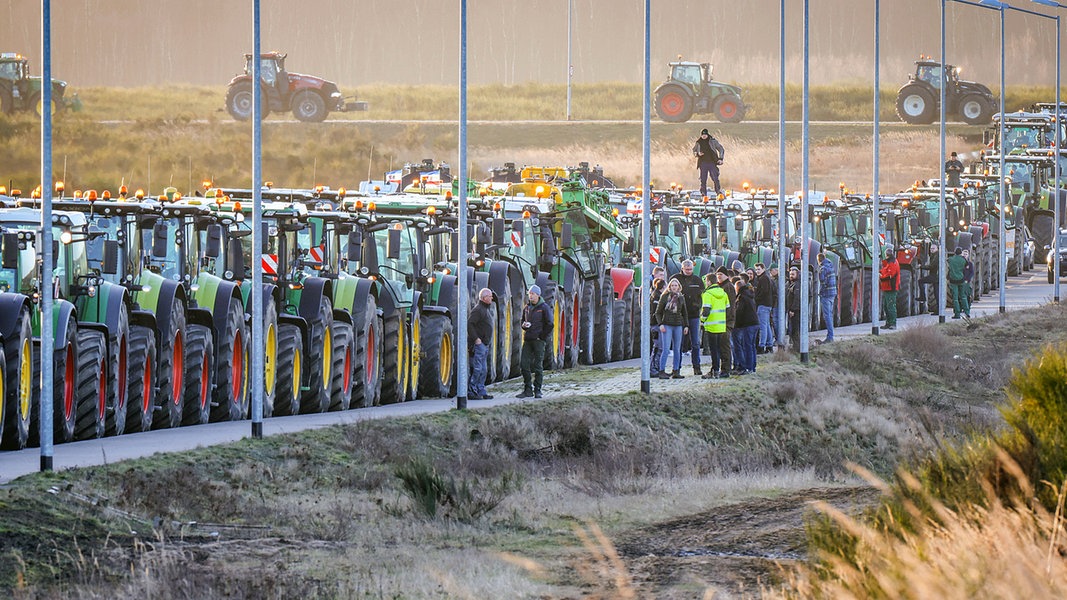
[654,59,746,123]
[0,231,37,449]
[0,53,81,116]
[895,59,994,125]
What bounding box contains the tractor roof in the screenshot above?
[0,53,26,62]
[915,60,958,69]
[244,52,287,61]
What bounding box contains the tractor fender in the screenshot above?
[376,284,401,319]
[53,300,78,351]
[297,277,331,325]
[434,274,457,320]
[897,244,919,267]
[208,279,244,335]
[653,82,693,99]
[153,278,187,345]
[557,260,579,296]
[609,267,635,301]
[421,304,449,318]
[100,283,129,340]
[129,308,157,332]
[187,306,214,331]
[487,261,513,305]
[332,308,353,327]
[0,293,30,343]
[343,277,378,330]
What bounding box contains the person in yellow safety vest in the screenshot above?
[700,273,731,379]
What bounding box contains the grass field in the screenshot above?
[3,303,1067,598]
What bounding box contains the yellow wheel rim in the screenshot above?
[18,338,31,419]
[503,302,512,363]
[439,331,453,389]
[265,322,277,393]
[322,326,332,390]
[291,346,302,401]
[410,312,421,394]
[553,297,563,358]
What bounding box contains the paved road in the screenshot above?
[0,272,1054,485]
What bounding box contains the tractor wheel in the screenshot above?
[261,296,279,418]
[629,286,643,359]
[593,276,615,364]
[152,300,186,430]
[105,304,130,437]
[960,94,993,125]
[655,88,693,123]
[329,322,355,411]
[407,306,422,400]
[291,90,328,123]
[380,312,407,405]
[31,317,79,444]
[838,268,855,327]
[493,278,514,381]
[30,93,58,118]
[225,82,270,121]
[897,268,914,318]
[417,312,454,398]
[508,279,524,378]
[895,85,936,124]
[211,297,249,422]
[301,296,335,414]
[611,298,627,361]
[74,328,108,441]
[1,309,32,449]
[578,279,597,365]
[619,285,635,360]
[352,296,382,408]
[124,324,156,434]
[273,323,303,416]
[713,94,745,123]
[564,284,581,368]
[181,324,214,426]
[539,279,564,371]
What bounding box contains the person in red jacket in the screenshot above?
[879,248,900,330]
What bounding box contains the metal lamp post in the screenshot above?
[640,0,651,393]
[873,0,882,335]
[40,0,55,471]
[457,0,469,409]
[800,0,811,362]
[777,0,787,347]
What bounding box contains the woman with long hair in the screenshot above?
[656,278,689,379]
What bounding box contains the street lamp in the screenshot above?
[777,0,787,347]
[800,0,811,362]
[1031,0,1064,303]
[872,0,882,336]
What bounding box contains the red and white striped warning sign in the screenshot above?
[309,246,324,263]
[510,230,523,248]
[649,247,662,264]
[262,254,278,275]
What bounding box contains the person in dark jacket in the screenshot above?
[656,278,690,379]
[468,288,495,399]
[880,248,900,329]
[519,285,553,398]
[945,151,964,188]
[947,246,969,319]
[649,275,667,377]
[786,266,802,351]
[768,263,781,348]
[692,128,725,198]
[733,279,760,374]
[753,263,774,353]
[671,260,705,376]
[715,267,736,377]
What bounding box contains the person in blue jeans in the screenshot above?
[648,275,667,377]
[753,263,774,353]
[656,278,690,378]
[467,288,495,399]
[733,277,760,373]
[818,253,837,343]
[670,260,705,376]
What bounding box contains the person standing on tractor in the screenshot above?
[519,285,553,399]
[692,128,725,198]
[880,248,900,330]
[468,288,495,400]
[945,152,964,188]
[671,260,706,376]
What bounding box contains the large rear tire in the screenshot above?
[1,309,31,449]
[125,324,156,434]
[897,268,914,318]
[102,304,130,437]
[593,276,614,364]
[211,297,251,422]
[226,82,270,121]
[153,300,186,430]
[837,267,855,327]
[494,278,514,381]
[273,323,303,416]
[895,85,936,125]
[577,279,597,365]
[417,312,454,398]
[74,328,108,441]
[301,296,335,414]
[329,322,355,411]
[351,297,382,408]
[959,94,993,125]
[181,324,214,426]
[655,88,693,123]
[380,312,407,405]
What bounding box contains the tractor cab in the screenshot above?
[0,54,28,82]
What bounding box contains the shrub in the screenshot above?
[393,457,521,522]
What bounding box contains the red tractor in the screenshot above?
[225,52,368,122]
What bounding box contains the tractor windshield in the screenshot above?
[917,65,943,89]
[671,64,702,86]
[370,226,417,304]
[1003,127,1042,153]
[0,234,39,295]
[0,60,25,81]
[247,58,278,85]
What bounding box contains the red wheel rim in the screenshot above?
[117,335,127,411]
[719,101,737,119]
[142,355,153,414]
[230,331,243,402]
[366,326,376,384]
[63,346,75,419]
[199,353,210,410]
[97,357,107,420]
[571,293,580,346]
[343,344,352,394]
[171,333,184,407]
[659,92,685,117]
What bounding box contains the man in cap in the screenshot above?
[879,247,900,330]
[519,285,553,398]
[692,128,725,198]
[468,288,495,400]
[945,152,964,188]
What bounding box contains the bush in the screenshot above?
[394,457,521,522]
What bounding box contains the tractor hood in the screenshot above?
[957,80,994,99]
[287,72,340,93]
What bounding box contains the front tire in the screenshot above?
[417,313,454,398]
[105,304,130,437]
[211,297,250,422]
[74,328,108,441]
[152,300,186,430]
[1,309,32,449]
[225,82,270,121]
[291,90,328,122]
[125,324,157,434]
[329,322,355,411]
[182,324,214,426]
[273,323,303,416]
[959,94,993,125]
[713,94,745,123]
[300,296,335,414]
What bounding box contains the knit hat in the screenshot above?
[954,247,963,255]
[700,128,709,136]
[769,263,779,270]
[716,266,729,276]
[529,285,542,296]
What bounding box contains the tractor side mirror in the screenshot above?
[761,218,773,241]
[834,216,847,238]
[622,237,635,254]
[963,205,972,223]
[697,224,709,239]
[886,214,898,233]
[362,235,380,273]
[658,217,670,237]
[673,221,685,237]
[387,228,402,260]
[717,216,727,233]
[691,242,703,256]
[449,231,458,262]
[226,237,244,278]
[560,222,573,248]
[734,218,744,231]
[102,240,120,275]
[1,233,17,269]
[919,211,931,228]
[512,220,525,236]
[152,222,169,258]
[492,218,505,246]
[947,208,959,228]
[53,240,60,270]
[204,224,223,259]
[909,218,920,235]
[857,215,869,235]
[347,231,362,262]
